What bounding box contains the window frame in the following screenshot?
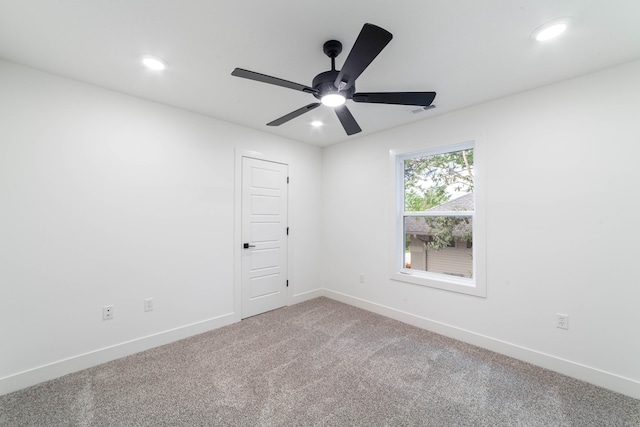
[390,140,486,297]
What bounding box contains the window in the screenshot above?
[392,141,485,297]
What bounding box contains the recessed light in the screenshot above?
[531,18,572,41]
[321,93,346,107]
[141,55,168,71]
[310,120,323,127]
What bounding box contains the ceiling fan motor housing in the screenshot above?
[312,70,355,101]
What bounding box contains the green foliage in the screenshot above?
[405,186,447,211]
[404,148,475,251]
[423,216,472,251]
[404,149,474,211]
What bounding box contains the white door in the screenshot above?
[241,157,288,318]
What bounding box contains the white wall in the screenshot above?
[0,60,323,394]
[322,60,640,398]
[2,57,639,399]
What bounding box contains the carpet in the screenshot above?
[1,297,638,426]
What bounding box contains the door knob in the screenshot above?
[243,243,256,249]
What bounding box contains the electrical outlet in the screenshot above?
[556,313,569,330]
[359,273,365,283]
[103,305,114,320]
[144,298,154,312]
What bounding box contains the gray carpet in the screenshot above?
[1,297,638,426]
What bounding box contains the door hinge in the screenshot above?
[287,176,289,184]
[286,227,289,236]
[286,280,289,287]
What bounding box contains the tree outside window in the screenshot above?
[403,146,474,278]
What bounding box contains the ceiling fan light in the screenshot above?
[321,93,346,107]
[310,120,323,127]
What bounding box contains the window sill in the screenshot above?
[390,270,486,297]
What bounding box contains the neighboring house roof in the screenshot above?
[426,192,474,212]
[405,193,474,236]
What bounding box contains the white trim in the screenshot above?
[403,211,473,217]
[0,312,236,396]
[391,270,482,296]
[390,139,486,297]
[233,150,244,322]
[397,141,475,160]
[5,290,638,400]
[290,288,324,305]
[322,289,640,400]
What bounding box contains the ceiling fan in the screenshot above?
[231,23,436,136]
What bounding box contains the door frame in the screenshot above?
[233,149,290,322]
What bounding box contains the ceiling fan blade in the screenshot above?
[334,105,362,135]
[267,103,321,126]
[334,24,393,90]
[352,91,436,107]
[232,68,317,94]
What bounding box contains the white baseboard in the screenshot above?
[290,288,323,305]
[1,289,323,397]
[5,292,638,400]
[0,312,237,397]
[323,289,640,400]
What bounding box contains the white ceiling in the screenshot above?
[1,0,639,147]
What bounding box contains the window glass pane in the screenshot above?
[404,216,473,278]
[404,148,474,212]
